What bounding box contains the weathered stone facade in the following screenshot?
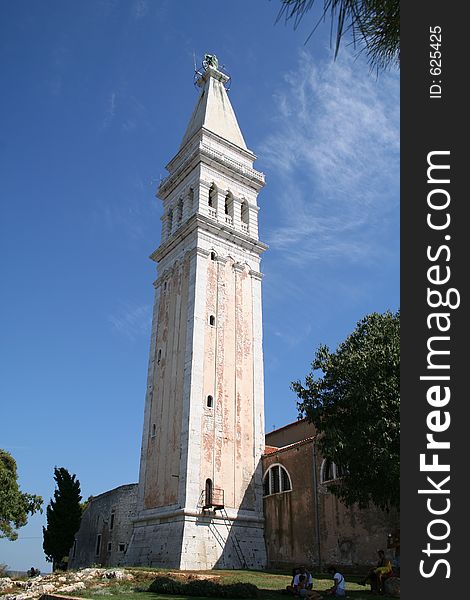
[262,420,398,570]
[68,484,137,569]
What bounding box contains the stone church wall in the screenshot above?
[262,421,398,571]
[68,484,137,569]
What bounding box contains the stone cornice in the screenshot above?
[150,214,268,263]
[232,262,245,273]
[158,138,265,199]
[249,269,263,281]
[132,506,264,526]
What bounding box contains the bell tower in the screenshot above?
[126,55,267,569]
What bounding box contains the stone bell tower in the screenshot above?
[126,55,267,569]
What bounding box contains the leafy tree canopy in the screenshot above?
[277,0,400,71]
[0,449,43,540]
[43,467,82,569]
[292,310,400,510]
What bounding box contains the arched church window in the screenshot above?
[207,395,213,408]
[320,459,343,483]
[209,315,215,326]
[263,464,292,496]
[210,251,217,261]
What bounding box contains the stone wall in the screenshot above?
[68,484,137,569]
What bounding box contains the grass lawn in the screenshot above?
[70,569,387,600]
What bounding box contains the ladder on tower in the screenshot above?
[200,485,248,568]
[219,507,247,569]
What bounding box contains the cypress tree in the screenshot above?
[43,467,82,570]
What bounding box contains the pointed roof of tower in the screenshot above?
[180,57,248,151]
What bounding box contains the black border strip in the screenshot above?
[401,2,466,597]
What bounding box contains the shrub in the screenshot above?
[148,576,258,598]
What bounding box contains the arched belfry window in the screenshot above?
[208,184,217,216]
[224,192,234,225]
[263,464,292,496]
[188,188,194,213]
[241,200,249,230]
[176,198,183,225]
[320,459,343,483]
[167,210,173,237]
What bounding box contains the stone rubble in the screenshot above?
[0,568,135,600]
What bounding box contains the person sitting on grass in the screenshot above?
[325,565,346,597]
[295,574,322,599]
[286,566,313,595]
[360,550,392,592]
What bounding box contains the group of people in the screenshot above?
[286,565,346,598]
[285,549,395,597]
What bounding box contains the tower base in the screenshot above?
[125,509,267,570]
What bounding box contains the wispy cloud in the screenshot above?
[102,91,117,128]
[133,0,149,19]
[261,49,399,267]
[101,90,151,133]
[108,302,152,340]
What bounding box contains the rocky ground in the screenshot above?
[0,568,137,600]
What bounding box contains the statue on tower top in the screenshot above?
[202,53,219,70]
[194,53,230,90]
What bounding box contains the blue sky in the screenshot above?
[0,1,399,572]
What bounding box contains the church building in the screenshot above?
[68,56,397,573]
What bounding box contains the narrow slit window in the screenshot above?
[207,395,213,408]
[205,478,213,507]
[157,349,162,364]
[209,315,215,326]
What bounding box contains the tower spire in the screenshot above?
[180,54,247,150]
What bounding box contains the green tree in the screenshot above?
[80,495,94,513]
[42,467,82,570]
[0,449,43,540]
[277,0,400,70]
[292,310,399,510]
